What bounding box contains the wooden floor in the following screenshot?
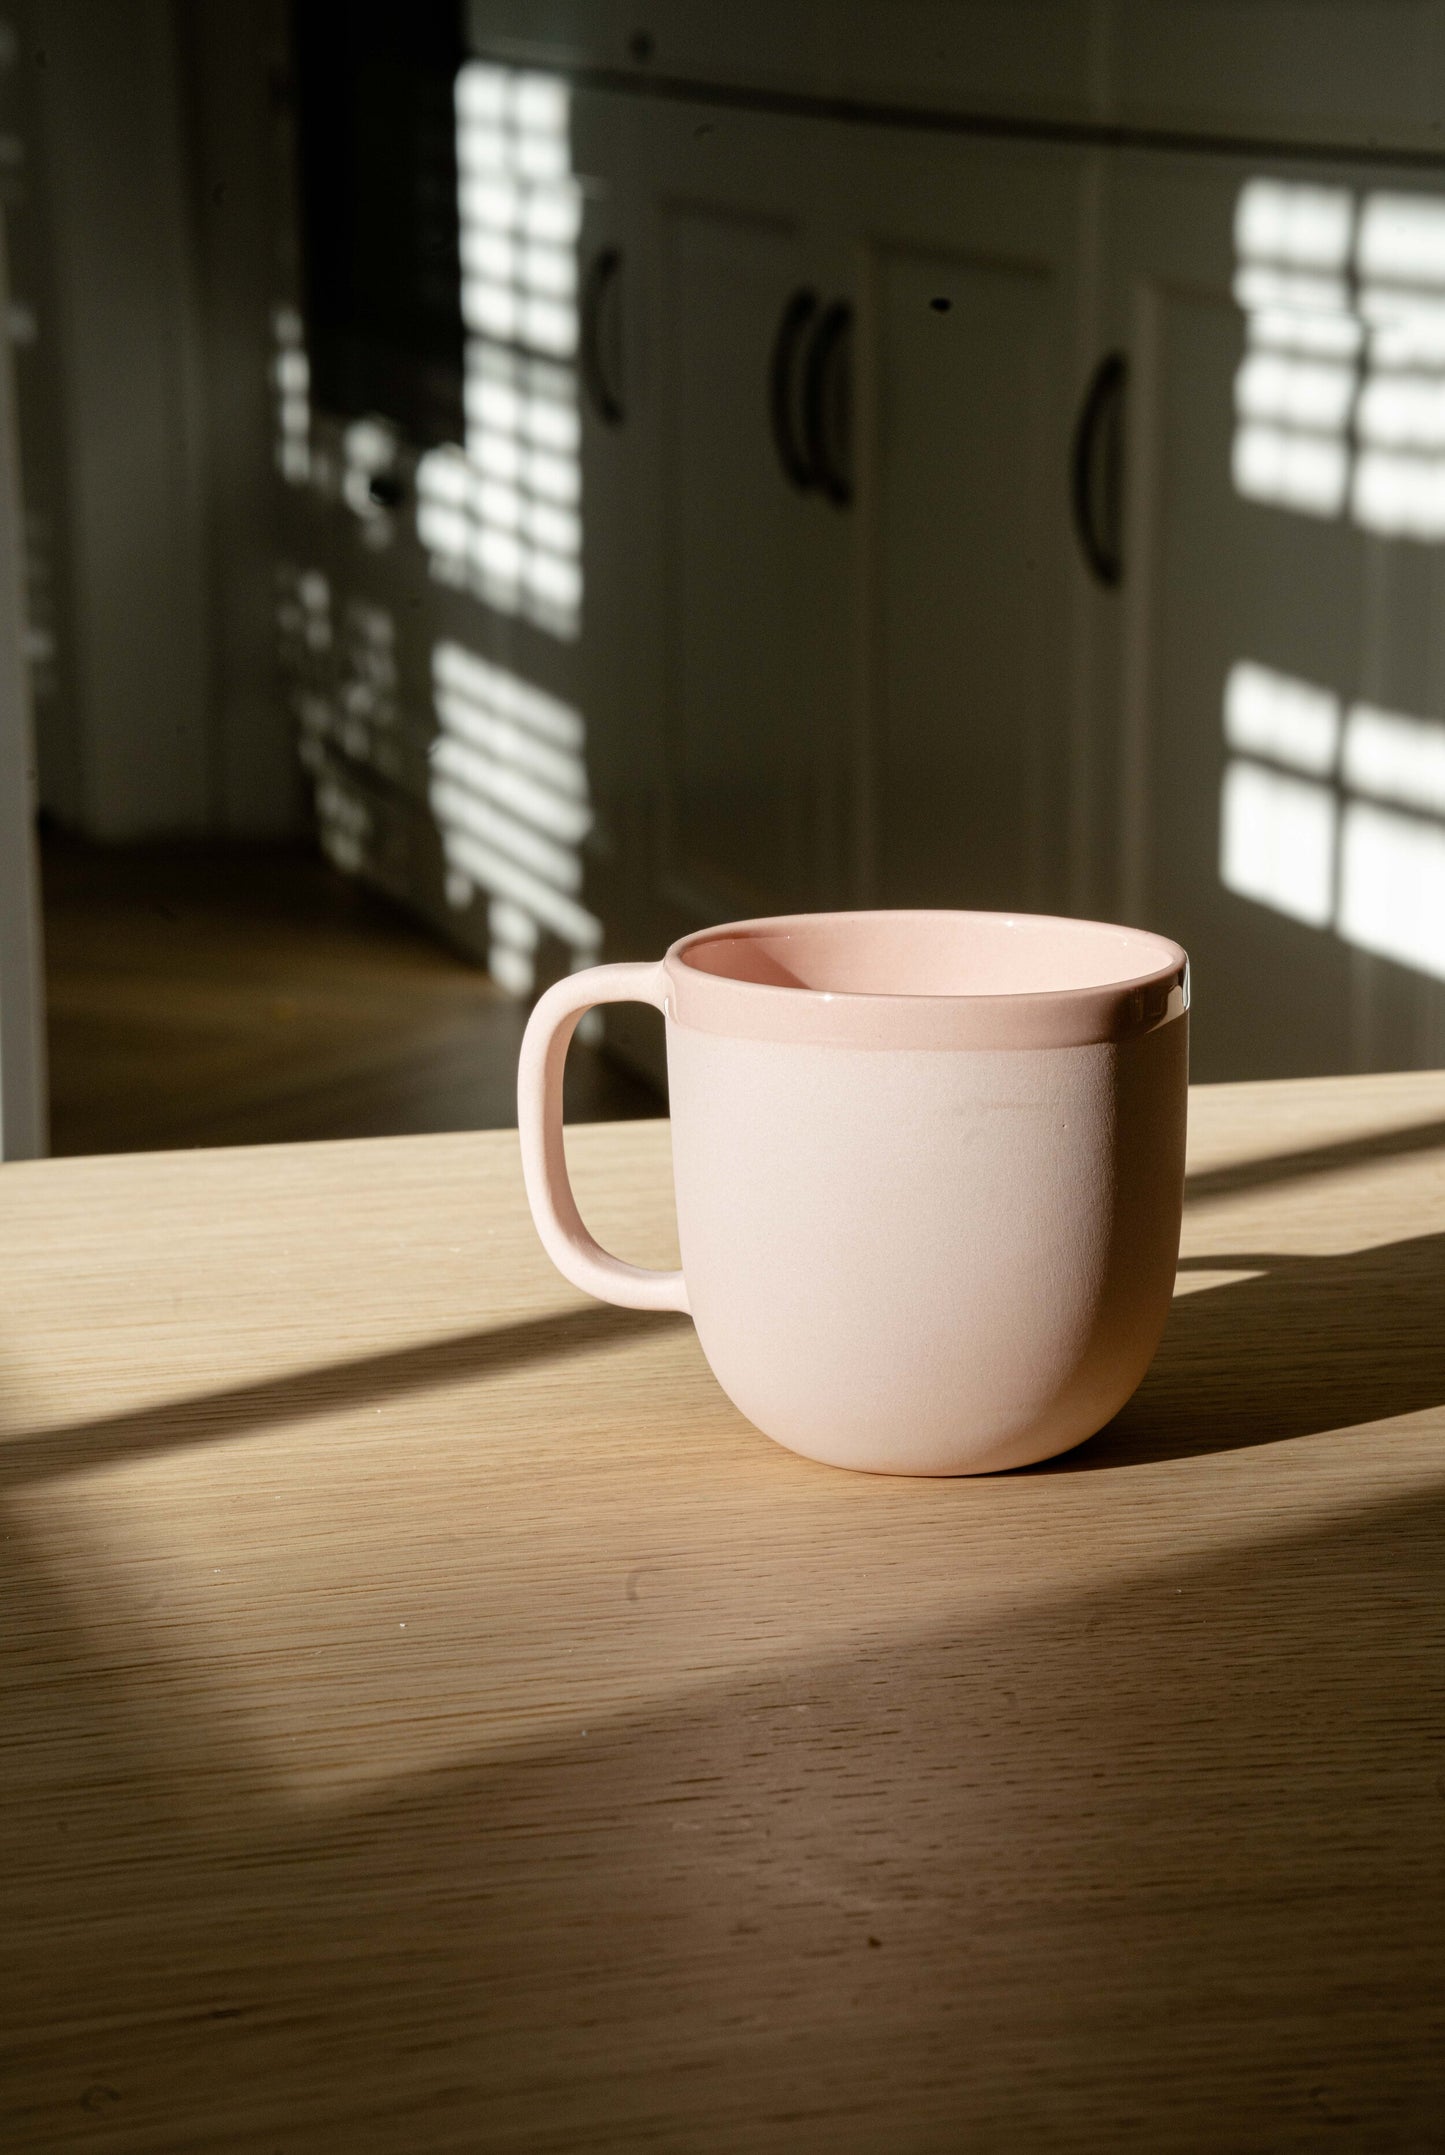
[41,835,660,1156]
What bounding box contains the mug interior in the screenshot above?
[676,911,1179,1000]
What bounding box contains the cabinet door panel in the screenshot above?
[874,246,1056,911]
[853,134,1092,921]
[658,206,829,917]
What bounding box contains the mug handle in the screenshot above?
[517,961,690,1314]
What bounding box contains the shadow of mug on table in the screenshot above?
[1049,1232,1445,1472]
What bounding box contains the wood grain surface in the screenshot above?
[2,1071,1443,2152]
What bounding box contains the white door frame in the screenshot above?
[0,211,47,1161]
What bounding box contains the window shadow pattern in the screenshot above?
[1219,657,1445,981]
[1234,178,1445,535]
[415,65,582,637]
[0,1303,681,1496]
[272,59,600,1005]
[1225,180,1445,988]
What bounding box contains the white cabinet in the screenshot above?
[581,100,1445,1081]
[573,96,1098,971]
[1097,152,1445,1077]
[280,37,1445,1084]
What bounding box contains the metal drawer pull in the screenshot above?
[581,246,625,426]
[769,286,818,489]
[802,298,854,509]
[1072,350,1127,587]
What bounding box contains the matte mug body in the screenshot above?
[667,1019,1185,1474]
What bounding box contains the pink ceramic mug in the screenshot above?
[518,910,1189,1475]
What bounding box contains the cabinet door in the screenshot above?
[847,134,1097,917]
[619,100,856,938]
[1099,153,1445,1079]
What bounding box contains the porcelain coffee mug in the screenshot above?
[518,910,1189,1475]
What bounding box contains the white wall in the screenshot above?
[12,0,299,839]
[26,0,213,834]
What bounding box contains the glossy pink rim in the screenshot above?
[662,910,1189,1050]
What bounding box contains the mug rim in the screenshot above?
[662,908,1190,1051]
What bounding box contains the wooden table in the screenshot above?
[3,1072,1444,2153]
